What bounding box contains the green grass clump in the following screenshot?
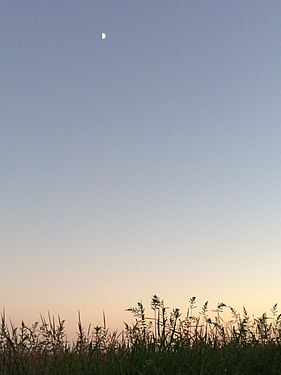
[1,296,281,374]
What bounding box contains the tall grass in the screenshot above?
[1,296,281,374]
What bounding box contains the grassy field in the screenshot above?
[1,296,281,374]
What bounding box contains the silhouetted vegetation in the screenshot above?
[1,296,281,374]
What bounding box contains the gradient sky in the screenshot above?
[1,0,281,340]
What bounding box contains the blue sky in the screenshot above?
[1,1,281,339]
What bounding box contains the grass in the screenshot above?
[1,296,281,374]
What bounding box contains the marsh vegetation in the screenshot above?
[1,296,281,374]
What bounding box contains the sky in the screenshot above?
[1,0,281,340]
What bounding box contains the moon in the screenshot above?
[101,32,107,40]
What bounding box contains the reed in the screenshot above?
[1,296,281,374]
